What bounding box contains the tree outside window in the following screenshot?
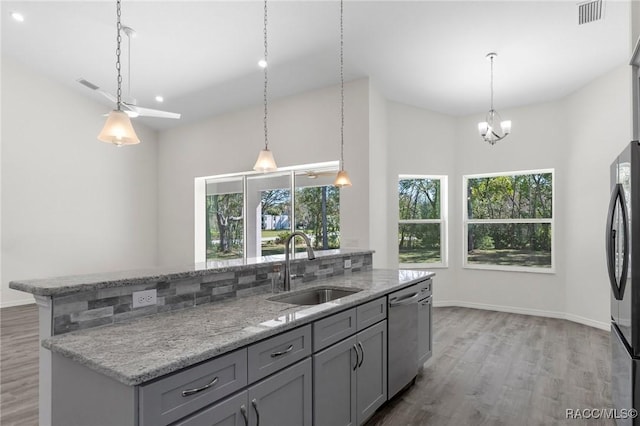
[464,170,554,271]
[398,175,447,267]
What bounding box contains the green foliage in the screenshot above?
[398,178,441,262]
[206,193,244,260]
[294,185,340,250]
[467,173,553,255]
[399,178,440,220]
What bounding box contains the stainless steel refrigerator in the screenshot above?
[609,141,640,425]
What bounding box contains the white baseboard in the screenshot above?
[1,297,36,308]
[433,300,609,331]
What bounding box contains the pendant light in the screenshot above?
[478,52,511,145]
[97,0,140,146]
[253,0,277,172]
[334,0,352,188]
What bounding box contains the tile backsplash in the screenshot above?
[52,253,372,335]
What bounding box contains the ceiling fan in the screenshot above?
[78,25,181,120]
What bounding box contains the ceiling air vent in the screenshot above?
[578,0,603,25]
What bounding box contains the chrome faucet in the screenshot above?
[283,231,316,291]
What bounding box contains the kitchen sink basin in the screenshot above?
[268,287,362,305]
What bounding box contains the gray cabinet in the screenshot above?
[314,320,387,426]
[139,348,247,426]
[313,335,358,426]
[356,320,387,422]
[173,391,249,426]
[247,358,312,426]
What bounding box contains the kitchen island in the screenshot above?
[10,250,434,426]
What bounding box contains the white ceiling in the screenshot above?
[1,1,632,130]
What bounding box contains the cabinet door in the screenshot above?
[173,391,248,426]
[313,335,358,426]
[247,358,312,426]
[418,296,432,366]
[356,320,387,425]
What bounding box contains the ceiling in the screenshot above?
[1,1,632,131]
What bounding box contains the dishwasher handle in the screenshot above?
[389,292,421,307]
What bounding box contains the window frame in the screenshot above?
[398,174,448,269]
[462,168,555,274]
[195,161,340,265]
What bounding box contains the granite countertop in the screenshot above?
[42,268,434,386]
[9,249,372,297]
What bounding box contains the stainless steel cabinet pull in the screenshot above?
[357,342,364,367]
[352,344,359,371]
[181,376,219,397]
[270,344,294,358]
[252,398,260,426]
[240,404,249,426]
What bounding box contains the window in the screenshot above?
[463,169,554,272]
[398,175,447,267]
[195,162,340,264]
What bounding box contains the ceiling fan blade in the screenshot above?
[77,78,117,104]
[124,103,181,119]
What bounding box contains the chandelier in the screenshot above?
[478,52,511,145]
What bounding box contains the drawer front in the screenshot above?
[139,348,247,426]
[313,308,357,351]
[173,391,248,426]
[356,297,387,331]
[247,325,312,383]
[418,279,432,298]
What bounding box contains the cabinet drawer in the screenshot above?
[313,308,357,351]
[173,391,248,426]
[247,325,311,383]
[357,297,387,331]
[139,348,247,426]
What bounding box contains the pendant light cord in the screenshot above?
[340,0,345,171]
[115,0,123,111]
[489,54,494,112]
[263,0,269,150]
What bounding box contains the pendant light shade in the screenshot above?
[98,110,140,146]
[98,0,141,146]
[253,147,277,172]
[334,170,352,187]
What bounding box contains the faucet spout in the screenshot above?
[283,231,316,291]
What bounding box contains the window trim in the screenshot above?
[398,174,448,269]
[195,161,340,265]
[462,168,555,274]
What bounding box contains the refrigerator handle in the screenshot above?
[606,183,629,301]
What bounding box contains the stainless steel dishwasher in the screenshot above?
[388,280,431,399]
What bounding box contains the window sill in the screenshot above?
[399,263,448,270]
[463,264,555,274]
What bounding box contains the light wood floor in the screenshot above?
[0,304,614,426]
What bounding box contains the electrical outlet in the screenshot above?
[344,259,352,269]
[132,289,157,308]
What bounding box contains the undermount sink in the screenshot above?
[268,287,362,305]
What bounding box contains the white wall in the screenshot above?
[368,82,389,268]
[385,101,457,301]
[453,101,569,318]
[632,0,640,52]
[1,57,159,307]
[564,65,632,327]
[157,79,370,266]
